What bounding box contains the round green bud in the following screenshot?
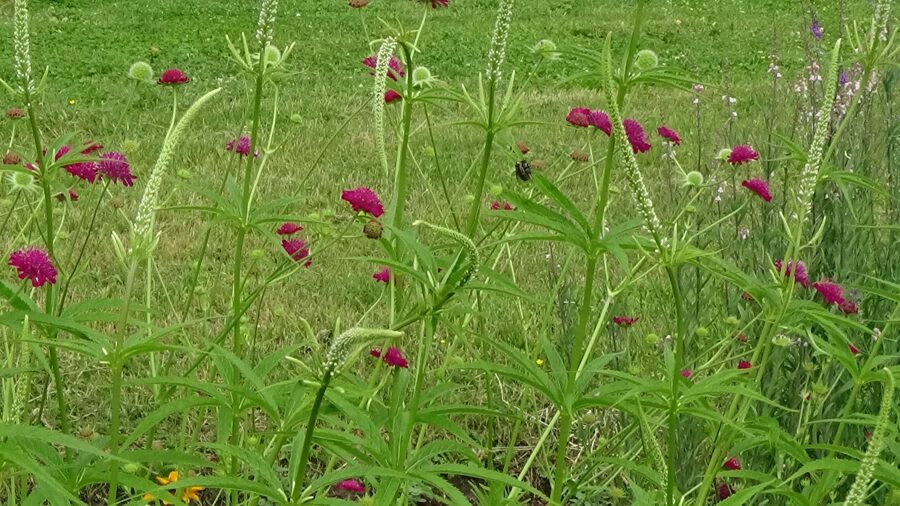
[633,49,659,70]
[489,184,503,197]
[802,361,816,373]
[464,194,475,203]
[122,463,140,474]
[128,61,154,82]
[422,146,436,157]
[684,204,696,213]
[772,334,792,347]
[246,435,260,446]
[290,113,303,123]
[264,45,281,65]
[717,148,732,161]
[645,333,660,345]
[176,169,192,180]
[581,411,599,424]
[695,326,709,337]
[532,39,559,60]
[412,66,433,87]
[627,364,641,375]
[608,486,627,500]
[724,316,739,326]
[684,171,704,187]
[122,139,140,154]
[812,382,827,396]
[250,249,265,260]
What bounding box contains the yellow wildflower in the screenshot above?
[535,358,544,366]
[143,470,205,504]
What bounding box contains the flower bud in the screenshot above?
[633,49,659,70]
[128,61,154,82]
[724,316,739,326]
[695,326,709,337]
[363,219,383,240]
[684,171,704,187]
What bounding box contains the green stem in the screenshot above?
[290,368,333,504]
[388,44,416,230]
[464,79,497,238]
[664,265,686,506]
[107,260,139,506]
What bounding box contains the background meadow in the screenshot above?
[0,0,898,505]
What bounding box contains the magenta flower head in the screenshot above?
[6,107,25,119]
[717,482,733,500]
[373,267,391,284]
[384,90,402,103]
[680,369,692,378]
[282,239,312,266]
[810,15,824,40]
[490,201,514,211]
[81,141,103,155]
[737,360,752,370]
[657,125,681,145]
[431,0,449,6]
[382,346,409,368]
[98,152,135,187]
[369,348,382,358]
[723,457,741,471]
[774,259,810,288]
[566,107,591,128]
[741,178,772,202]
[839,300,859,315]
[341,187,384,218]
[9,247,57,287]
[226,135,258,158]
[589,110,612,135]
[277,222,303,235]
[64,159,99,183]
[612,315,639,327]
[848,343,860,355]
[813,280,845,305]
[333,479,366,494]
[362,54,405,81]
[158,68,190,85]
[623,119,651,153]
[727,144,759,165]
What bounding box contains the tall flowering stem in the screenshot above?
[255,0,278,47]
[373,38,398,179]
[842,369,894,506]
[464,0,514,237]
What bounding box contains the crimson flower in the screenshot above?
[98,152,135,186]
[226,135,258,158]
[369,348,382,358]
[727,144,759,165]
[741,178,772,202]
[813,280,845,305]
[341,187,384,217]
[612,315,639,327]
[9,247,57,287]
[737,360,752,370]
[723,457,741,471]
[848,343,860,355]
[158,68,190,85]
[382,347,408,368]
[565,107,591,128]
[282,239,311,266]
[680,369,692,378]
[717,482,733,500]
[362,55,405,81]
[490,201,513,211]
[384,90,402,103]
[333,479,365,494]
[623,119,651,153]
[774,259,810,288]
[589,110,611,135]
[657,125,681,145]
[839,300,858,315]
[373,267,391,284]
[277,222,303,235]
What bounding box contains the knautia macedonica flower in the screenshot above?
[8,247,57,287]
[382,346,409,368]
[226,135,259,157]
[848,343,860,355]
[657,125,681,145]
[839,300,859,315]
[372,37,398,176]
[98,152,135,187]
[6,107,25,119]
[796,40,840,225]
[63,161,98,183]
[623,119,651,153]
[813,280,846,306]
[81,140,103,154]
[737,360,752,370]
[612,315,639,327]
[680,369,692,378]
[717,482,733,500]
[132,89,220,255]
[384,90,402,103]
[589,110,612,135]
[13,0,34,93]
[158,68,190,85]
[276,222,302,235]
[281,239,311,266]
[741,178,772,202]
[600,37,662,242]
[341,187,384,217]
[723,457,741,471]
[333,479,366,494]
[362,54,405,81]
[774,259,810,288]
[373,267,391,284]
[842,370,894,506]
[490,201,513,211]
[255,0,278,47]
[430,0,449,7]
[485,0,514,85]
[727,144,759,165]
[566,107,591,127]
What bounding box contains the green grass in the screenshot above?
[0,0,897,504]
